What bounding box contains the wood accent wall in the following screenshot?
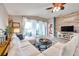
[56,11,79,33]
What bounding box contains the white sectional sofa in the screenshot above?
[8,33,79,56]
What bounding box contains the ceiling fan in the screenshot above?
[46,3,66,12]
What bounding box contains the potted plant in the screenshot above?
[5,25,13,39]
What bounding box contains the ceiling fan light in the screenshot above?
[46,3,65,13]
[56,7,60,11]
[58,7,61,10]
[53,7,56,12]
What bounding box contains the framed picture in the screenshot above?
[12,22,20,28]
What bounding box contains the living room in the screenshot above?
[0,3,79,56]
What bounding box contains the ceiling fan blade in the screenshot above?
[61,7,64,10]
[46,7,53,10]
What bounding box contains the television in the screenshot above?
[61,26,74,32]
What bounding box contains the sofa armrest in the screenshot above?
[42,42,65,56]
[42,46,62,56]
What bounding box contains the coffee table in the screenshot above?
[35,40,52,51]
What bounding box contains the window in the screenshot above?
[23,18,47,38]
[12,22,20,33]
[23,21,32,37]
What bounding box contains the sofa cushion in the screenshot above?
[11,35,21,47]
[18,45,40,56]
[16,34,24,40]
[8,44,41,56]
[20,40,32,47]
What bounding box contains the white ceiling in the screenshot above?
[4,3,79,19]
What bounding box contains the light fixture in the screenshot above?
[46,3,66,12]
[53,3,65,12]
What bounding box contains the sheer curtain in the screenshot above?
[22,17,47,38]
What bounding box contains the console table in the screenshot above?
[0,39,11,56]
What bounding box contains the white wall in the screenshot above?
[56,12,79,33]
[0,4,8,30]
